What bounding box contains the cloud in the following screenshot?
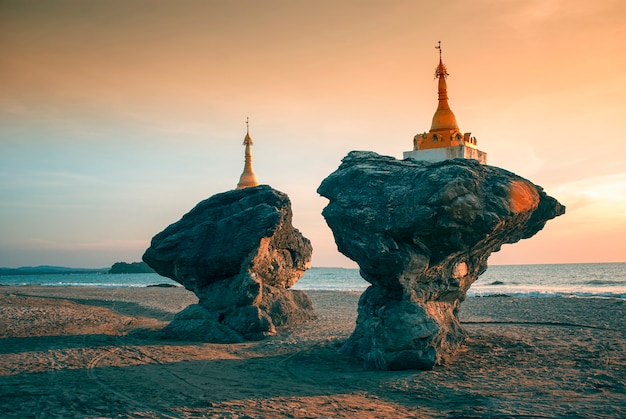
[11,238,148,251]
[552,173,626,230]
[0,170,106,190]
[556,173,626,204]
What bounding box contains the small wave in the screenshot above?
[585,279,623,286]
[294,286,368,292]
[40,282,151,288]
[467,290,625,300]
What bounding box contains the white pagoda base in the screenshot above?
[403,145,487,164]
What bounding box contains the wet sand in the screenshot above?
[0,285,624,418]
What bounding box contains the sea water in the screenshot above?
[1,263,624,300]
[295,263,626,300]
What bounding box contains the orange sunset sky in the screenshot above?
[1,0,625,268]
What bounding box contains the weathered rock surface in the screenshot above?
[143,185,314,342]
[318,151,565,370]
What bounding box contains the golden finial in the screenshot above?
[435,40,449,79]
[243,117,252,146]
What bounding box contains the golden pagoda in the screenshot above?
[236,118,259,189]
[403,42,487,164]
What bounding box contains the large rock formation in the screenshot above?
[143,185,314,342]
[318,151,565,370]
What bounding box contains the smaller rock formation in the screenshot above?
[143,185,314,342]
[318,151,565,370]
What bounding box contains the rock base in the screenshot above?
[161,286,315,343]
[341,286,465,370]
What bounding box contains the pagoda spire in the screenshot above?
[236,117,259,189]
[430,41,459,131]
[404,42,487,164]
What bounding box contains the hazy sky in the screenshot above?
[1,0,625,268]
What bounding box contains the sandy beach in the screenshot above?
[0,286,624,418]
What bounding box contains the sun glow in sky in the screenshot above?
[1,0,625,268]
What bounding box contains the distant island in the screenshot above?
[0,266,108,276]
[0,262,155,276]
[108,262,155,274]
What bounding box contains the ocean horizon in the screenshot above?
[1,262,624,300]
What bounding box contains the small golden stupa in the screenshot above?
[236,118,259,189]
[404,42,487,164]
